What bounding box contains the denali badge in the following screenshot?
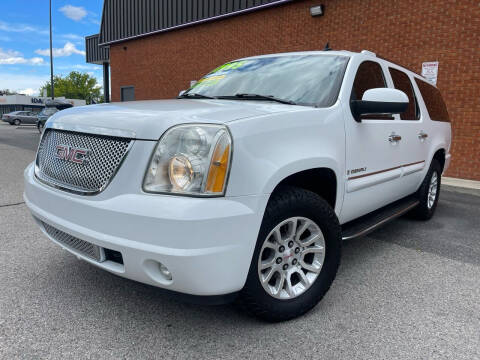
[54,145,89,164]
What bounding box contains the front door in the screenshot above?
[341,60,410,223]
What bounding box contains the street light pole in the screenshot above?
[49,0,54,99]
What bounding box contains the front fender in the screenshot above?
[225,106,346,215]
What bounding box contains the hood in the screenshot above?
[47,99,301,140]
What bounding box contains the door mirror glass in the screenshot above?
[351,88,409,122]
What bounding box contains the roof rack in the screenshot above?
[360,50,376,57]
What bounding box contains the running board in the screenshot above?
[341,196,419,241]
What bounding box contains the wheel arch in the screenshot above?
[432,148,446,173]
[263,160,341,213]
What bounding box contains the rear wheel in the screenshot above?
[238,186,341,322]
[13,119,21,126]
[409,159,441,220]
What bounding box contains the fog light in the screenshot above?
[159,263,172,281]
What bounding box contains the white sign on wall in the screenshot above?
[421,61,439,85]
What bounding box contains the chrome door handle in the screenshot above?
[418,131,428,139]
[389,134,402,142]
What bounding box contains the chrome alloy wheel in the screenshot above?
[427,171,438,209]
[257,217,326,300]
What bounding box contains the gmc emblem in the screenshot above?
[54,145,90,164]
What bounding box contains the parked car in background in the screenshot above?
[1,111,38,125]
[25,50,451,321]
[36,100,73,133]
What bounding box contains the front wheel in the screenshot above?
[238,186,341,322]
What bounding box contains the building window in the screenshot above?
[389,68,420,120]
[121,86,135,102]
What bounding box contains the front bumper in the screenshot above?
[24,163,268,296]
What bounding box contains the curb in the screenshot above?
[442,177,480,190]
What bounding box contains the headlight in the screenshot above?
[143,124,232,196]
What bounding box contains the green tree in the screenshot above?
[40,71,103,104]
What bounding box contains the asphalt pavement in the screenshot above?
[1,122,479,359]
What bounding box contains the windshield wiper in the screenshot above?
[177,93,216,99]
[217,93,297,105]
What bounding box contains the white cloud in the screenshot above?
[0,72,49,94]
[59,5,87,21]
[0,48,45,65]
[0,21,48,35]
[35,42,85,57]
[19,88,37,96]
[29,57,45,65]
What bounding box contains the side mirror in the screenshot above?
[178,90,186,96]
[351,88,408,122]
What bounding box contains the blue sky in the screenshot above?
[0,0,103,95]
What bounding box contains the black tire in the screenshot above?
[13,119,21,126]
[238,186,341,322]
[8,121,14,125]
[409,159,442,220]
[37,122,44,134]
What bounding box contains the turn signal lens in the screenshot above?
[205,131,231,194]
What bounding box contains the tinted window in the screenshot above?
[185,55,349,107]
[415,79,450,122]
[351,61,386,100]
[39,108,58,116]
[351,61,390,119]
[389,68,419,120]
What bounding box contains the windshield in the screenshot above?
[185,55,349,107]
[39,107,58,116]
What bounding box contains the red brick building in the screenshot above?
[86,0,480,180]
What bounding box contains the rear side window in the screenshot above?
[389,68,419,120]
[351,61,386,100]
[414,79,450,122]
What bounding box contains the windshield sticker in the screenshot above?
[192,75,226,88]
[210,60,249,75]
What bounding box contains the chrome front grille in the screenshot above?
[35,129,131,194]
[41,221,104,262]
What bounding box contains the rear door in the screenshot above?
[342,60,411,222]
[387,67,428,193]
[19,112,30,122]
[26,112,37,124]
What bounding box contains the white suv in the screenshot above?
[24,50,451,321]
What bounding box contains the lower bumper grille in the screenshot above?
[41,222,104,262]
